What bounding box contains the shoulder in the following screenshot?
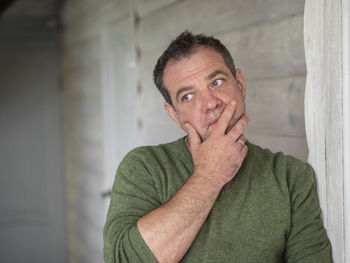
[247,141,316,192]
[113,137,191,202]
[247,141,308,166]
[118,136,189,172]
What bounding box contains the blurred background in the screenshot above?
[0,0,307,262]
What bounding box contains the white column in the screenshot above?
[342,0,350,261]
[304,0,349,262]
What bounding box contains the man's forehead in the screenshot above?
[166,46,222,67]
[163,48,230,84]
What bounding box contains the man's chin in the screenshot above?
[198,131,211,142]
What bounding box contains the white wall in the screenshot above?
[0,15,66,263]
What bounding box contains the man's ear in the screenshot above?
[235,69,246,99]
[164,102,182,128]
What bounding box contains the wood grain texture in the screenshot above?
[219,15,306,80]
[62,0,128,24]
[62,0,130,46]
[62,5,107,263]
[137,118,186,147]
[137,15,306,97]
[101,15,137,188]
[245,76,306,137]
[304,0,344,261]
[62,38,102,76]
[342,1,350,261]
[134,0,179,17]
[138,0,305,51]
[245,133,308,161]
[136,48,164,117]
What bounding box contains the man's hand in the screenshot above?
[137,102,249,263]
[184,101,249,189]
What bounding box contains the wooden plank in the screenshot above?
[135,0,179,17]
[219,15,306,80]
[135,48,171,131]
[61,2,133,263]
[138,0,305,51]
[101,15,137,188]
[342,0,350,261]
[245,133,308,161]
[62,0,130,46]
[137,15,305,91]
[62,38,102,76]
[304,1,328,223]
[62,0,128,24]
[323,1,345,261]
[304,0,344,261]
[245,76,306,137]
[137,118,186,146]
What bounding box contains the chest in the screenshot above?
[182,171,291,262]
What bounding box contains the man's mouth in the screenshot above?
[208,113,222,127]
[209,117,219,126]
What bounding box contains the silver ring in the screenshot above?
[238,139,245,146]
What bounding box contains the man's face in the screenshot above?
[163,47,247,141]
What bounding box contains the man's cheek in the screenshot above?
[178,115,192,131]
[179,113,194,127]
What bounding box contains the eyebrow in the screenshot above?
[206,70,229,80]
[175,86,193,103]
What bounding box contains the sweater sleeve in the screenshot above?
[284,157,332,263]
[103,148,161,263]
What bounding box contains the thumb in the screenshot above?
[183,122,201,151]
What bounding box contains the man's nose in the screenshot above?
[198,89,222,112]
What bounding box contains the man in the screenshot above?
[104,31,331,262]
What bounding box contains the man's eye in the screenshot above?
[212,79,223,87]
[182,94,194,102]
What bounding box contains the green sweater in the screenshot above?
[104,137,331,262]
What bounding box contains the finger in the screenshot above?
[241,144,248,157]
[214,101,237,135]
[236,134,246,149]
[183,122,201,151]
[227,114,249,141]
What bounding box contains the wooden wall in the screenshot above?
[61,0,306,262]
[61,1,131,262]
[136,0,307,159]
[304,0,349,262]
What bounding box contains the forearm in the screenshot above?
[137,104,248,262]
[137,171,222,263]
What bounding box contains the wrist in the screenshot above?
[191,168,225,193]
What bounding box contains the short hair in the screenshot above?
[153,30,237,107]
